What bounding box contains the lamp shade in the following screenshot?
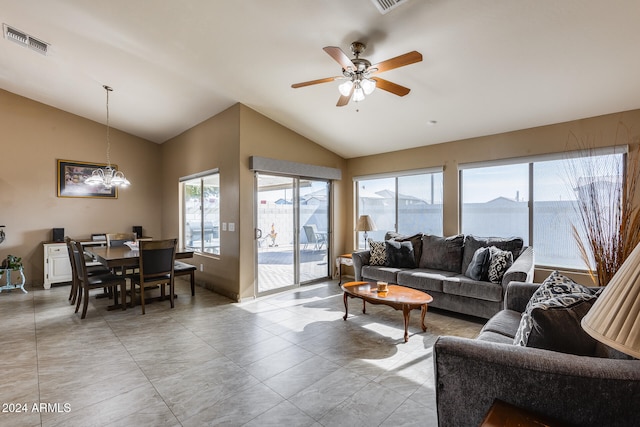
[355,215,377,232]
[581,242,640,359]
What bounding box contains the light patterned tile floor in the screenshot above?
[0,279,483,426]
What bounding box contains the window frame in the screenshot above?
[354,167,444,249]
[459,146,628,270]
[180,169,220,257]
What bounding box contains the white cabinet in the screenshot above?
[43,242,71,289]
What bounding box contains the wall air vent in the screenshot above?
[371,0,410,15]
[3,24,49,55]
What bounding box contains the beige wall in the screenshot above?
[0,89,162,284]
[346,109,640,284]
[160,104,241,300]
[237,105,347,300]
[160,103,346,301]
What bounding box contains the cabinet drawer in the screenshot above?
[47,244,67,256]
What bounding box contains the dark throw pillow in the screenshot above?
[461,235,524,276]
[419,234,464,273]
[465,246,491,280]
[385,240,416,268]
[527,298,599,356]
[386,232,423,266]
[368,239,386,266]
[513,271,597,350]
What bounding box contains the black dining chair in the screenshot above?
[73,241,126,319]
[130,239,177,314]
[65,237,110,306]
[174,261,196,296]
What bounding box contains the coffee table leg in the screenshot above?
[362,300,366,314]
[343,292,348,320]
[402,304,411,342]
[420,304,427,332]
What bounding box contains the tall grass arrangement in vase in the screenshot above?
[567,127,640,286]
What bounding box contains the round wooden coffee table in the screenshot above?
[341,281,433,342]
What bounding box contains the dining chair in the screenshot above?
[73,241,126,319]
[131,239,177,314]
[174,261,196,296]
[106,232,137,247]
[65,237,110,306]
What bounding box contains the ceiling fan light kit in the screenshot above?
[292,41,422,107]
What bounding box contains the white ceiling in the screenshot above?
[2,0,640,159]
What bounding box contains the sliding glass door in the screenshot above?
[255,173,329,295]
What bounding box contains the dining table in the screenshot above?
[86,245,194,269]
[85,245,194,308]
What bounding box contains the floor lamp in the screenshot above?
[581,241,640,359]
[356,215,377,250]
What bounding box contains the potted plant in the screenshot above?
[2,255,23,271]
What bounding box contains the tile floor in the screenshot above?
[1,279,483,427]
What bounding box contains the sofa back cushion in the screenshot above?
[419,234,464,273]
[461,235,524,275]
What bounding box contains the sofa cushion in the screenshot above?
[476,330,514,344]
[361,265,403,283]
[527,298,599,356]
[386,232,423,266]
[465,246,491,280]
[368,239,386,266]
[487,247,514,284]
[419,234,464,273]
[461,235,524,276]
[397,269,457,293]
[442,275,503,302]
[480,309,522,339]
[385,240,416,268]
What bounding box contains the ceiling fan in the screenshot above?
[291,41,422,107]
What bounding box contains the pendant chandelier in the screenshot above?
[85,85,130,189]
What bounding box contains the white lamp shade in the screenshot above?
[361,78,376,95]
[338,80,353,96]
[581,241,640,359]
[353,87,365,102]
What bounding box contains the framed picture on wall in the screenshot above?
[57,159,118,198]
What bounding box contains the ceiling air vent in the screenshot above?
[371,0,410,15]
[3,24,49,55]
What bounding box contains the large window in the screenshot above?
[355,170,443,248]
[181,170,220,255]
[461,149,625,269]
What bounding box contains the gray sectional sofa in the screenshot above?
[351,233,535,319]
[433,281,640,426]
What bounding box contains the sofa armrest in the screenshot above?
[433,336,640,427]
[501,246,534,287]
[351,250,371,281]
[504,281,541,312]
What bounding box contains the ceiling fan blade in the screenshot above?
[372,77,411,97]
[291,76,340,88]
[370,51,422,74]
[336,86,353,107]
[323,46,356,71]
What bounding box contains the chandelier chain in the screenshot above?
[104,85,112,168]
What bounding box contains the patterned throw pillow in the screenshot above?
[487,247,514,284]
[368,239,386,266]
[513,271,596,346]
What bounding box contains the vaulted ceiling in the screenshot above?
[2,0,640,158]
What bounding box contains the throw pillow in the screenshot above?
[461,235,524,276]
[386,232,423,266]
[464,246,491,280]
[527,298,599,355]
[513,270,596,347]
[385,240,416,268]
[368,239,386,266]
[487,247,514,284]
[419,234,464,273]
